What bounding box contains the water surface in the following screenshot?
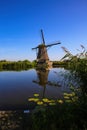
[0,68,80,110]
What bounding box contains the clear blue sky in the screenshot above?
[0,0,87,61]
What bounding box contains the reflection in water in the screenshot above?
[0,68,81,110]
[33,68,81,99]
[0,68,80,130]
[0,68,81,129]
[33,69,61,98]
[33,69,49,98]
[33,69,49,87]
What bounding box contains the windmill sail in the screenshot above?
[46,42,61,47]
[41,29,45,44]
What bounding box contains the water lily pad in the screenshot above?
[37,101,43,105]
[28,98,35,101]
[49,102,56,106]
[34,94,39,97]
[42,98,50,103]
[57,99,63,104]
[64,96,70,99]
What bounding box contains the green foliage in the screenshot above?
[52,60,68,67]
[28,92,87,130]
[0,60,37,71]
[61,45,87,93]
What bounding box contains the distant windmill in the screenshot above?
[32,29,61,69]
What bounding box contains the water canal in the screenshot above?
[0,68,80,110]
[0,67,81,129]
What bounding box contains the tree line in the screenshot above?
[0,60,36,71]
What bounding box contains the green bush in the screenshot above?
[0,60,36,71]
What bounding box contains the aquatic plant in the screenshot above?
[28,91,87,130]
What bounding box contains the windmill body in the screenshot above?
[32,30,61,69]
[37,44,49,62]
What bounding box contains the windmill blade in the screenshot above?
[41,29,45,44]
[46,42,61,47]
[32,46,39,50]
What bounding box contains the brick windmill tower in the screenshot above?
[32,29,61,69]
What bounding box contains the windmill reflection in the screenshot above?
[33,69,49,98]
[33,69,49,86]
[33,69,60,98]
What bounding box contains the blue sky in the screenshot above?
[0,0,87,61]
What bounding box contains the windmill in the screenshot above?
[32,29,61,69]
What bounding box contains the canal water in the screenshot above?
[0,68,81,129]
[0,68,80,110]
